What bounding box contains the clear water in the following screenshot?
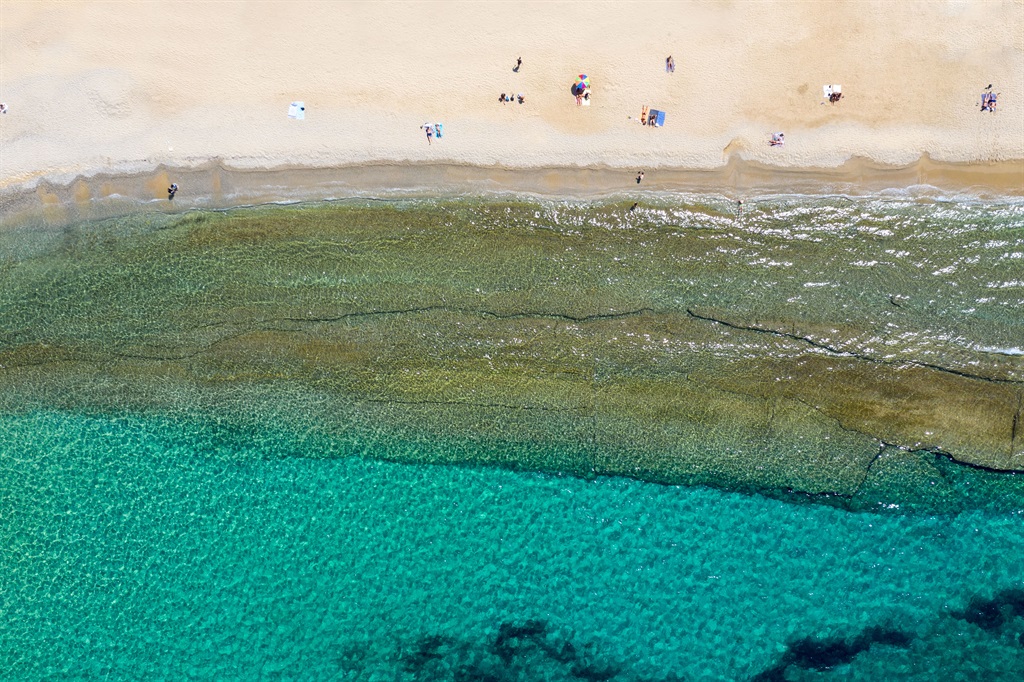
[3,410,1024,681]
[1,196,1023,680]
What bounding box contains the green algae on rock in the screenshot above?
[0,198,1021,508]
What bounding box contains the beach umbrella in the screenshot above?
[574,74,590,89]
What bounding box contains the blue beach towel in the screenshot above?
[434,123,443,138]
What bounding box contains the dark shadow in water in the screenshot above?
[398,618,687,681]
[751,625,912,681]
[388,590,1024,681]
[952,588,1024,631]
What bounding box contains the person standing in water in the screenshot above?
[167,183,178,200]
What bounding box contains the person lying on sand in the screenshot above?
[770,132,785,146]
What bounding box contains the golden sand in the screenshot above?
[1,0,1022,208]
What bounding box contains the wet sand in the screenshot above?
[3,154,1022,233]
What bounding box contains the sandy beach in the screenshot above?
[1,0,1023,214]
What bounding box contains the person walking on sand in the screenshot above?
[636,171,644,184]
[514,56,522,72]
[666,56,675,73]
[167,183,178,200]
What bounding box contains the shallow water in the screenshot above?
[1,196,1021,501]
[1,196,1023,679]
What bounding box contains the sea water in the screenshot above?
[1,195,1023,680]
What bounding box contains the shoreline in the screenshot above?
[3,154,1022,231]
[3,0,1022,228]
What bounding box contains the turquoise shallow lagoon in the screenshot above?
[3,410,1024,681]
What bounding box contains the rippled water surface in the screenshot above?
[1,195,1023,679]
[3,411,1024,681]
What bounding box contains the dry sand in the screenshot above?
[1,0,1022,209]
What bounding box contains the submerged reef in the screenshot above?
[0,199,1021,509]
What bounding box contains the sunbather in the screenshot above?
[770,132,785,146]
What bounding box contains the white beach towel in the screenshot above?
[288,101,306,120]
[822,85,841,98]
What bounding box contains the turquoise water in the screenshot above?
[3,410,1024,681]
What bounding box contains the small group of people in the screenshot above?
[769,132,785,146]
[498,93,526,104]
[981,87,999,112]
[571,85,590,106]
[421,122,444,145]
[638,106,661,126]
